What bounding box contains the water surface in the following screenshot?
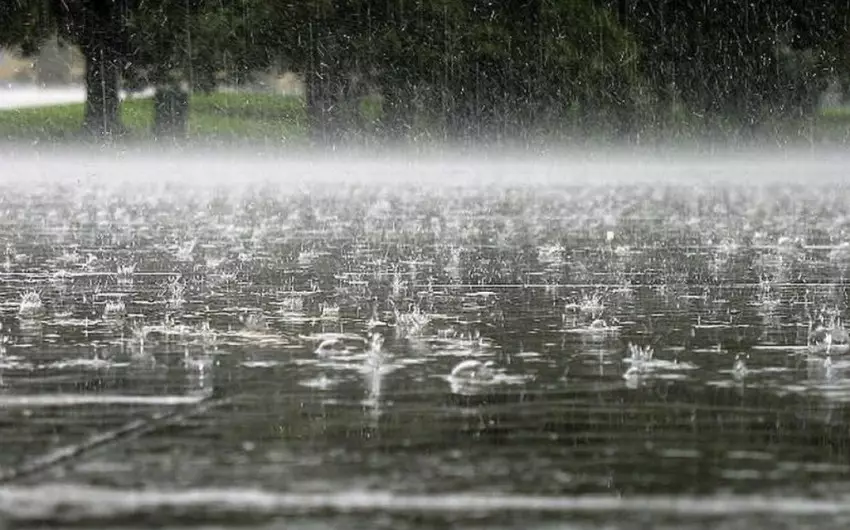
[1,149,849,528]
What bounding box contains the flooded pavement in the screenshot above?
[1,150,850,528]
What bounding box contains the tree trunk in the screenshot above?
[81,35,123,136]
[610,76,635,143]
[153,86,190,139]
[306,69,332,145]
[306,64,348,146]
[382,84,414,143]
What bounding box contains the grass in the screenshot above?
[0,91,309,144]
[0,89,849,148]
[0,103,88,140]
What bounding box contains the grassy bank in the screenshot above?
[1,90,849,149]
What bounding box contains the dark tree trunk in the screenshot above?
[153,86,190,139]
[306,68,333,145]
[382,84,414,142]
[70,0,129,137]
[81,37,122,136]
[444,93,474,145]
[610,76,635,143]
[306,61,350,146]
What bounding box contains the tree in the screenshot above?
[0,0,132,136]
[621,1,850,131]
[271,0,642,143]
[367,0,643,142]
[0,1,55,55]
[62,0,133,136]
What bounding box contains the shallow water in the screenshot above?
[1,149,850,528]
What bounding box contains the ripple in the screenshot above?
[240,361,282,368]
[0,394,208,408]
[2,485,850,523]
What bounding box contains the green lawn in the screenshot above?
[1,90,849,147]
[0,91,309,144]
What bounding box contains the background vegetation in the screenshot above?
[1,0,848,146]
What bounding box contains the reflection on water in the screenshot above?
[1,153,850,527]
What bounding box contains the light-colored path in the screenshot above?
[0,84,154,110]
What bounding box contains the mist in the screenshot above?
[2,143,848,188]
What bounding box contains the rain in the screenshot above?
[2,2,850,529]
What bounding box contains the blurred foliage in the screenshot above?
[0,1,55,55]
[1,0,849,143]
[621,0,850,130]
